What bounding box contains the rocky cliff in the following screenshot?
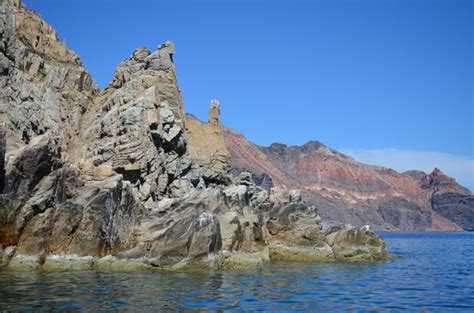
[224,128,473,231]
[185,100,231,186]
[0,0,387,271]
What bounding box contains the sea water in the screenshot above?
[0,232,473,311]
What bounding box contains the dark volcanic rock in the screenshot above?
[377,197,432,231]
[251,172,274,188]
[432,193,474,231]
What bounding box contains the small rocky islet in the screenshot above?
[0,0,387,271]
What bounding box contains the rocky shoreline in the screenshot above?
[0,0,387,272]
[2,221,388,272]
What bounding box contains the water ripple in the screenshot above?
[0,232,473,311]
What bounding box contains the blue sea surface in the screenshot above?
[0,232,473,311]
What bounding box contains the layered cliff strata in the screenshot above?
[224,128,473,231]
[0,0,387,271]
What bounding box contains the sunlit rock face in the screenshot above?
[0,0,388,271]
[185,99,232,186]
[0,0,98,156]
[82,42,202,204]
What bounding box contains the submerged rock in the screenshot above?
[0,0,388,271]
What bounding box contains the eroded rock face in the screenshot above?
[0,0,97,157]
[325,225,387,261]
[82,42,202,205]
[0,135,144,258]
[185,100,231,185]
[418,169,474,231]
[0,0,388,271]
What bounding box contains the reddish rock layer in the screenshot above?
[223,127,472,231]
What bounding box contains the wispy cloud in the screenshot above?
[342,148,474,192]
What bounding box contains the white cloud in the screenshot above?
[341,148,474,192]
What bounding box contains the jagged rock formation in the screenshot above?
[407,169,474,231]
[81,42,205,204]
[0,0,387,271]
[224,128,473,231]
[0,0,97,156]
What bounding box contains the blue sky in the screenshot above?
[24,0,473,190]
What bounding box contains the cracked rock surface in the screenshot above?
[0,0,387,271]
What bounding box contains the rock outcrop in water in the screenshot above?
[0,0,387,271]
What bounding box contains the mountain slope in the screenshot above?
[223,127,473,231]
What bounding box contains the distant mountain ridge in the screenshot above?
[223,127,474,231]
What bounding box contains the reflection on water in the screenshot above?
[1,232,473,311]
